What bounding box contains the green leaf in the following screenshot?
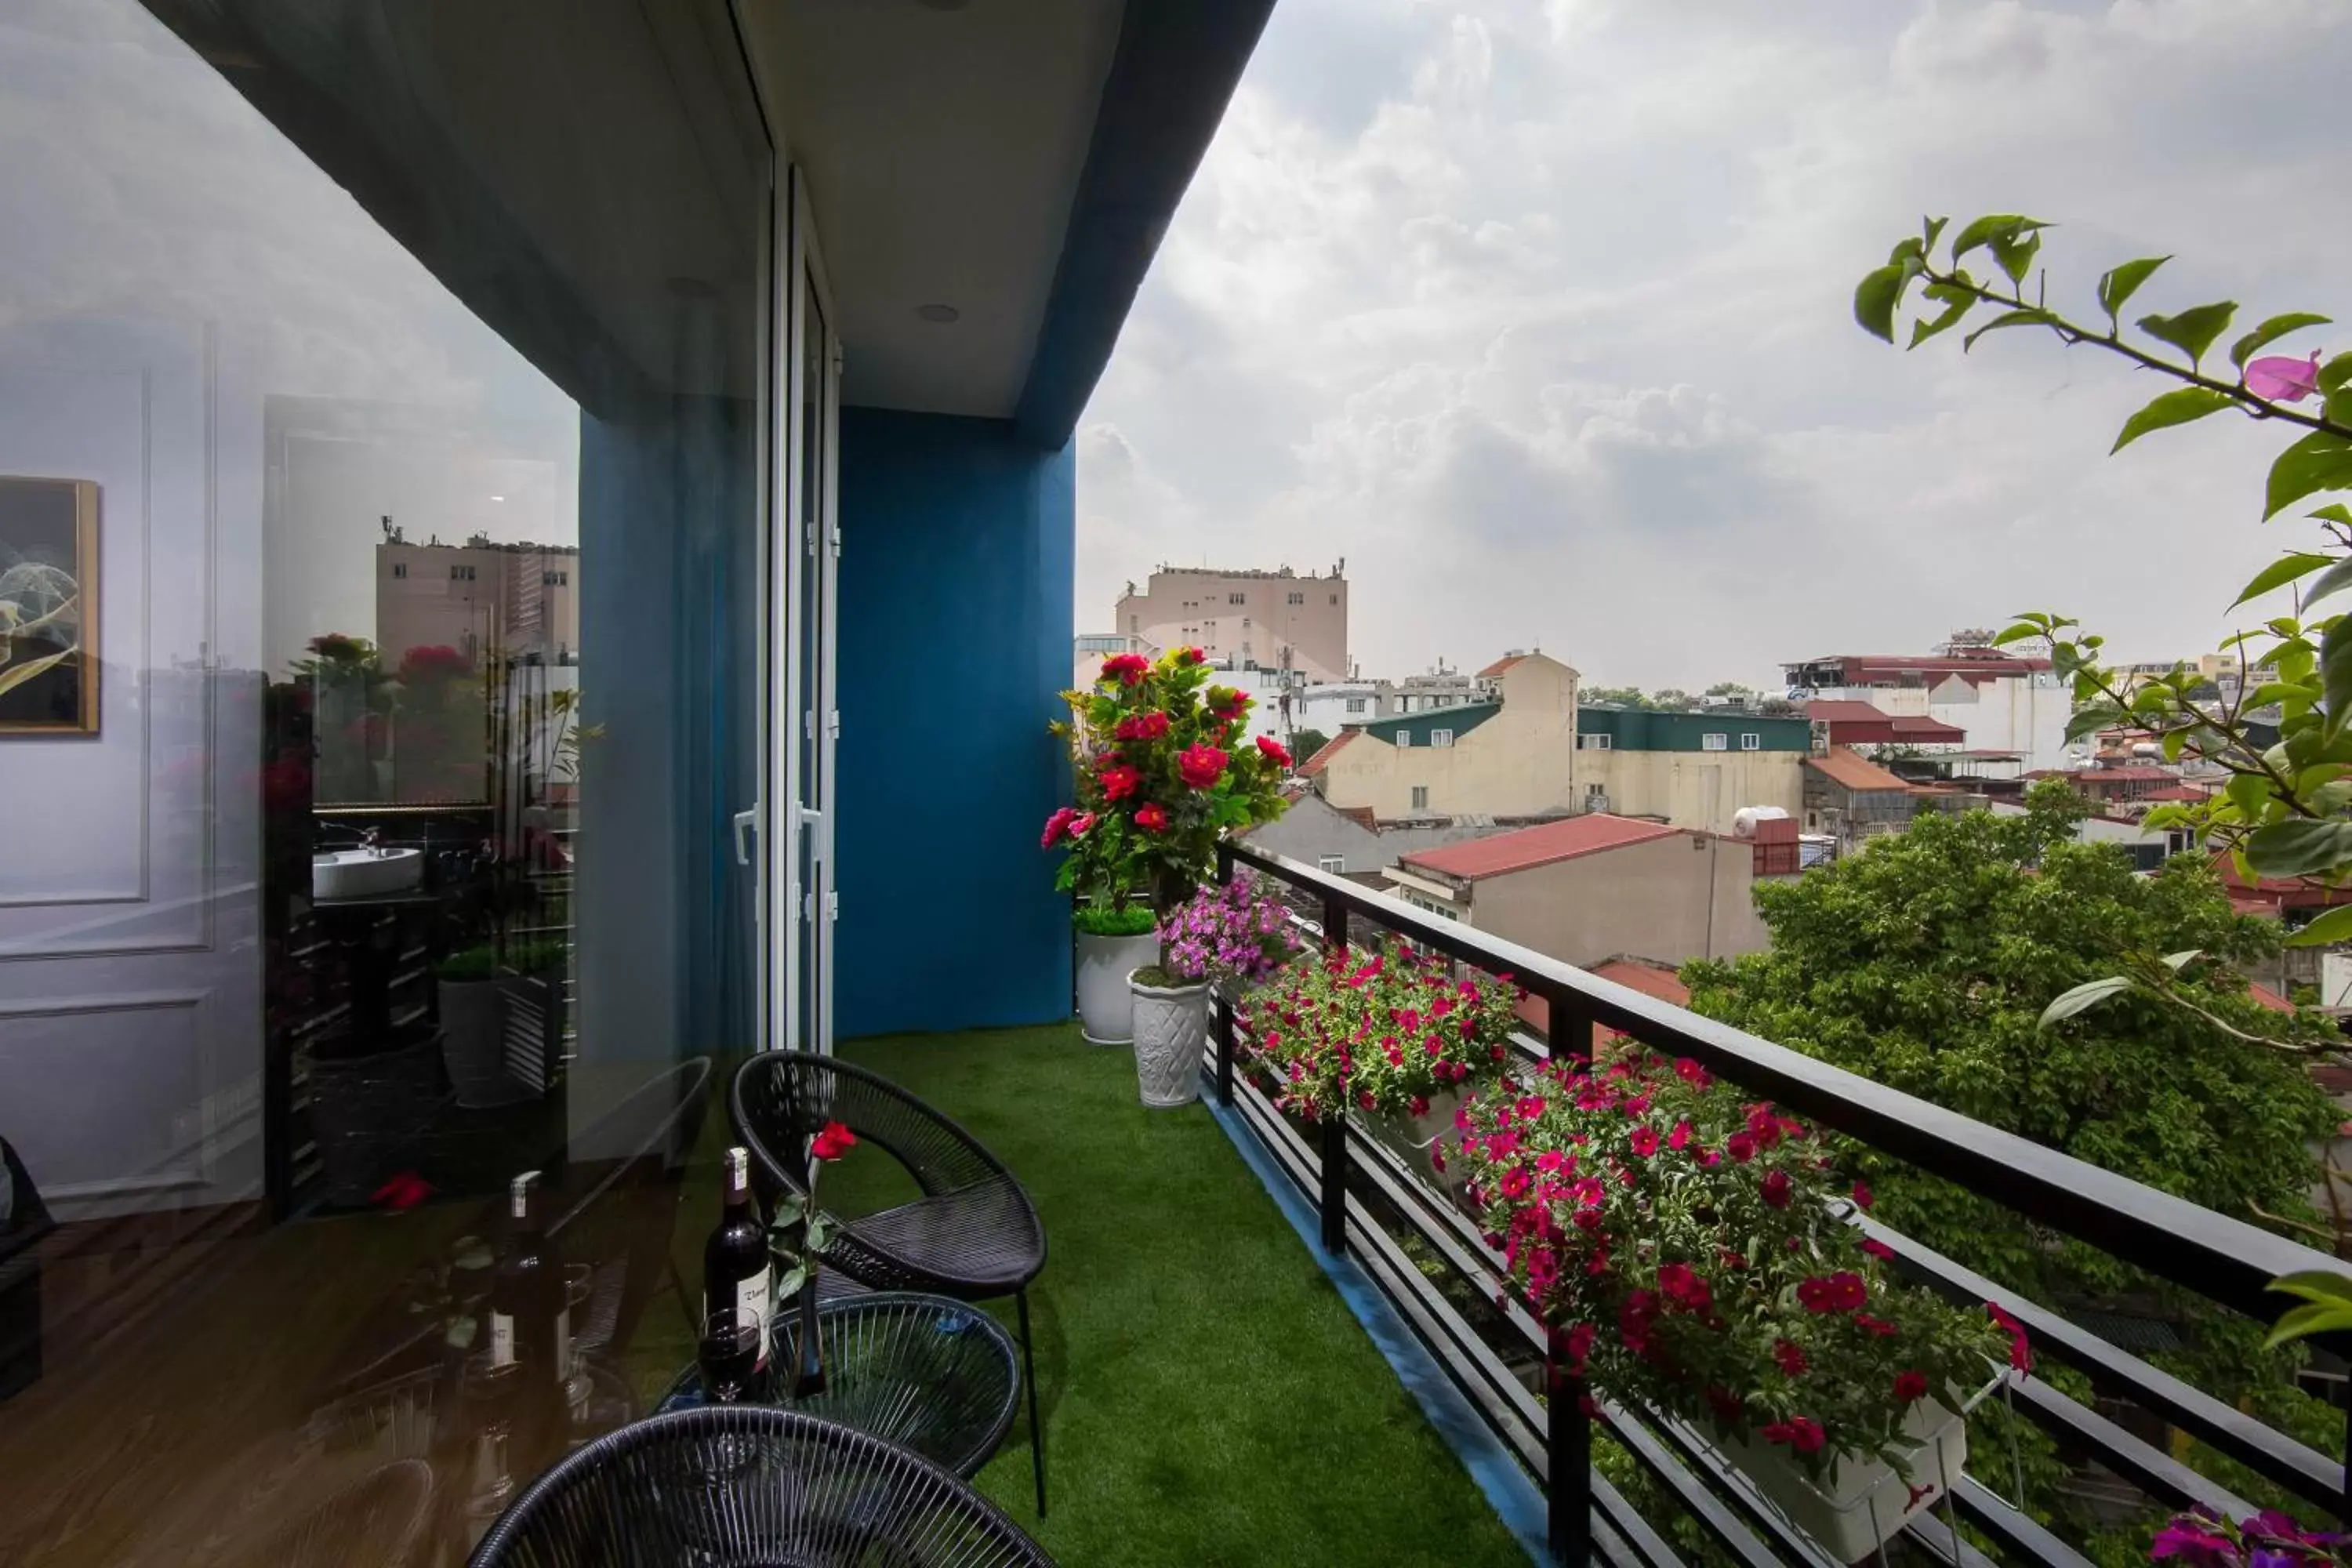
[2263,1300,2352,1350]
[2111,387,2237,454]
[2244,818,2352,878]
[2269,1269,2352,1307]
[1854,264,1910,344]
[1964,307,2056,352]
[1990,621,2045,646]
[2233,552,2337,608]
[2038,976,2135,1029]
[2096,256,2169,326]
[2265,434,2352,521]
[2325,614,2352,741]
[2321,354,2352,396]
[445,1317,479,1350]
[2298,557,2352,613]
[1951,214,2044,267]
[2314,504,2352,528]
[1922,216,1949,252]
[2287,904,2352,948]
[2064,703,2126,742]
[1988,227,2042,286]
[2136,302,2240,371]
[2230,312,2332,369]
[1908,282,1976,349]
[454,1241,495,1272]
[777,1261,811,1300]
[803,1215,830,1253]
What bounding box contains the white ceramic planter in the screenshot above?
[1076,931,1159,1046]
[1130,974,1210,1108]
[1716,1396,1968,1563]
[1365,1087,1468,1196]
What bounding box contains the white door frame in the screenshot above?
[771,167,840,1055]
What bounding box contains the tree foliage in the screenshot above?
[1289,727,1331,764]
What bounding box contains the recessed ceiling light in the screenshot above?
[916,303,960,324]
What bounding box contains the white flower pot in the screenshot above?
[1129,974,1209,1108]
[1367,1087,1468,1197]
[1715,1397,1968,1563]
[1076,931,1159,1046]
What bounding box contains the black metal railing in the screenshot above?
[1212,840,2352,1568]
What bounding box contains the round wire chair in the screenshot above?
[662,1291,1022,1479]
[731,1053,1050,1512]
[466,1406,1054,1568]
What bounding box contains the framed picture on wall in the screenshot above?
[0,476,100,736]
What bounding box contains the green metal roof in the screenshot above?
[1576,706,1811,752]
[1358,702,1501,748]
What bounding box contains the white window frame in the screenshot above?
[1740,732,1761,751]
[1429,728,1454,748]
[1394,731,1410,748]
[1317,854,1345,873]
[1345,697,1367,713]
[1578,732,1611,751]
[1410,785,1430,811]
[1702,732,1729,751]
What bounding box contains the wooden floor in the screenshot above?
[0,1070,727,1568]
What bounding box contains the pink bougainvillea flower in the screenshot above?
[2245,351,2321,404]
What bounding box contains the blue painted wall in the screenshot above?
[835,409,1075,1039]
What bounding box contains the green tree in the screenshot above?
[1289,727,1330,764]
[1683,782,2340,1552]
[1649,687,1697,712]
[1581,684,1652,709]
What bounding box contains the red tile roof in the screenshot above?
[2140,786,2212,803]
[1515,956,1692,1039]
[1399,814,1679,880]
[1479,653,1528,678]
[1804,746,1910,793]
[1889,715,1968,742]
[2248,982,2296,1014]
[2078,766,2180,783]
[1298,729,1359,777]
[1805,699,1891,724]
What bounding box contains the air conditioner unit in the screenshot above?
[1583,794,1612,815]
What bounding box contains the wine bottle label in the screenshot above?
[491,1310,515,1367]
[738,1265,773,1362]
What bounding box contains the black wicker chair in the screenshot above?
[466,1406,1054,1568]
[731,1053,1049,1512]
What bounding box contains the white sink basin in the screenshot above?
[312,847,423,901]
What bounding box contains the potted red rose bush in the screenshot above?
[1047,646,1290,1105]
[1455,1051,2019,1561]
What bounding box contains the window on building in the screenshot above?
[391,562,407,579]
[1330,593,1339,604]
[1129,615,1138,632]
[1702,732,1729,751]
[1411,785,1430,810]
[1394,731,1410,748]
[1740,732,1760,751]
[1318,854,1345,873]
[1346,698,1367,713]
[1241,617,1250,628]
[1287,590,1305,605]
[1229,591,1245,604]
[1430,729,1454,748]
[1577,732,1612,750]
[1586,783,1608,801]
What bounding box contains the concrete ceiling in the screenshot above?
[744,0,1127,419]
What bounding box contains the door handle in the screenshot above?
[733,808,758,866]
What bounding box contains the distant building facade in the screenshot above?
[1116,562,1348,684]
[376,532,579,668]
[1242,792,1513,878]
[1784,637,2070,772]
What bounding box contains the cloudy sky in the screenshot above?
[1074,0,2350,692]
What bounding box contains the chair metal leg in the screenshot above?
[1017,1287,1046,1516]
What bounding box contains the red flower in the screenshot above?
[1134,802,1171,833]
[1667,1120,1693,1152]
[1759,1168,1791,1207]
[1207,684,1246,720]
[1498,1167,1532,1200]
[1657,1262,1711,1312]
[1255,734,1293,768]
[1672,1058,1713,1090]
[1102,652,1150,686]
[371,1170,434,1211]
[1178,742,1229,790]
[1797,1272,1867,1313]
[1772,1338,1809,1376]
[1115,710,1171,742]
[1628,1125,1660,1157]
[1177,645,1206,665]
[1988,1302,2032,1374]
[1860,1239,1896,1262]
[1563,1322,1596,1374]
[1854,1312,1899,1338]
[1893,1370,1929,1405]
[810,1121,858,1162]
[1705,1386,1744,1424]
[1098,762,1143,800]
[1725,1131,1757,1163]
[1040,807,1079,848]
[1762,1417,1825,1454]
[1852,1179,1875,1210]
[1069,811,1097,837]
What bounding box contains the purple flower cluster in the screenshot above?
[2154,1508,2347,1568]
[1157,873,1303,985]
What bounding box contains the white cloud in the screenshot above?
[1077,0,2351,690]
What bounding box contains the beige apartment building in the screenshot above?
[376,534,581,667]
[1115,562,1348,683]
[1384,814,1773,969]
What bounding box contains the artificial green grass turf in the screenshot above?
[841,1023,1532,1568]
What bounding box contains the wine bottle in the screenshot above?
[703,1147,772,1369]
[490,1170,569,1385]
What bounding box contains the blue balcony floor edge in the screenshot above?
[1206,1094,1553,1567]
